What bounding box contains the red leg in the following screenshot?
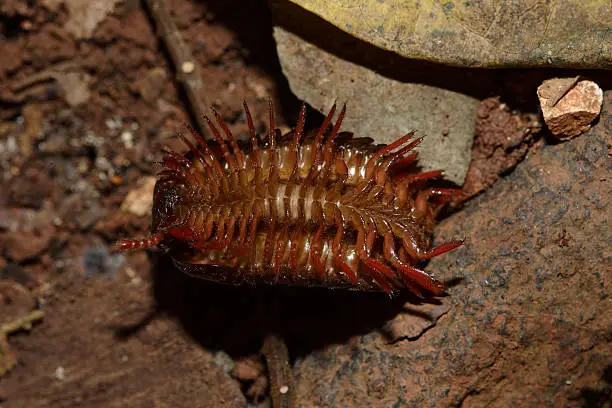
[274,225,289,281]
[383,234,444,295]
[185,124,224,176]
[331,226,358,284]
[288,104,307,181]
[395,170,443,185]
[212,108,244,168]
[305,103,339,184]
[322,104,346,162]
[310,224,326,279]
[355,229,394,294]
[402,231,463,260]
[355,229,394,279]
[289,223,303,279]
[243,101,261,168]
[263,220,276,266]
[364,132,419,181]
[176,132,208,186]
[116,232,163,251]
[162,153,196,185]
[311,103,337,164]
[415,188,464,216]
[204,114,236,170]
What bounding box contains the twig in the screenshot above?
[144,0,211,136]
[262,333,297,408]
[9,60,80,92]
[1,310,45,377]
[1,310,44,335]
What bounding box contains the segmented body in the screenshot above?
[118,101,463,295]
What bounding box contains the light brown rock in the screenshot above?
[538,78,603,139]
[272,27,478,185]
[120,176,157,216]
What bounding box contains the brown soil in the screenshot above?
[0,1,608,407]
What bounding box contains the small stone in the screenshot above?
[120,176,157,216]
[537,78,603,139]
[232,356,265,382]
[120,131,134,149]
[54,366,66,381]
[181,61,195,74]
[1,229,54,263]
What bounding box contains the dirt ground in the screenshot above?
[0,1,609,407]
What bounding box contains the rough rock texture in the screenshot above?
[538,78,604,139]
[459,97,542,201]
[277,0,612,68]
[273,26,478,185]
[293,92,611,407]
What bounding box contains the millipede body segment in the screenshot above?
[118,100,463,296]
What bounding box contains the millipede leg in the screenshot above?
[212,108,244,168]
[288,223,303,278]
[243,101,261,168]
[389,152,418,173]
[115,232,163,251]
[227,215,249,257]
[383,234,444,295]
[402,231,463,261]
[355,230,394,279]
[395,170,443,185]
[288,104,307,181]
[355,230,392,295]
[204,114,237,171]
[310,225,326,279]
[274,225,289,281]
[415,188,464,217]
[221,216,238,258]
[331,226,358,284]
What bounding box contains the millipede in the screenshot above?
[117,100,464,296]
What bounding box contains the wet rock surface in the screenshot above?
[293,92,611,407]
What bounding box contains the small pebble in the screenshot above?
[537,78,603,139]
[182,61,195,74]
[54,366,66,381]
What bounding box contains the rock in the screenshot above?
[538,78,603,139]
[0,228,54,263]
[42,0,123,39]
[294,91,611,406]
[120,176,157,217]
[276,0,611,68]
[232,356,265,382]
[53,71,92,107]
[8,166,52,209]
[272,27,477,185]
[19,103,42,157]
[459,97,541,201]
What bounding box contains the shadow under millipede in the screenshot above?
[112,249,460,360]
